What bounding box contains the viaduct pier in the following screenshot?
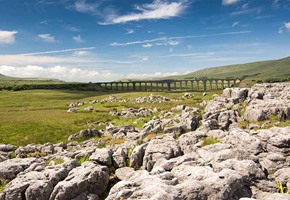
[96,78,241,92]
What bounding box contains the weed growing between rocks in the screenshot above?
[276,181,289,194]
[76,155,90,164]
[45,158,65,166]
[201,137,221,147]
[0,179,8,192]
[9,151,16,159]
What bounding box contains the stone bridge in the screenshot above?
[96,78,241,91]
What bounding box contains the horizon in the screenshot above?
[0,0,290,82]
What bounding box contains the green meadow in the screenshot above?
[0,89,219,146]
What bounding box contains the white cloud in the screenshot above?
[232,21,239,27]
[0,54,135,66]
[126,29,135,34]
[110,31,251,46]
[21,47,95,56]
[285,22,290,31]
[126,71,187,79]
[278,26,284,34]
[0,65,117,82]
[66,25,81,32]
[130,55,150,62]
[231,8,262,16]
[272,0,280,9]
[163,52,215,57]
[142,43,153,48]
[75,0,97,14]
[0,55,95,66]
[100,0,188,25]
[0,30,17,45]
[242,3,249,9]
[167,40,179,46]
[73,35,85,43]
[222,0,239,5]
[38,34,56,42]
[73,51,90,57]
[278,22,290,34]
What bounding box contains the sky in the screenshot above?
[0,0,290,82]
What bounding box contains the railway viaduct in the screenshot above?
[96,78,241,91]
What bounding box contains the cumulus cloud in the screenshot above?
[38,34,56,42]
[0,65,117,82]
[100,0,188,25]
[73,35,85,43]
[222,0,239,5]
[0,30,17,45]
[285,22,290,31]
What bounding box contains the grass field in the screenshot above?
[0,89,219,146]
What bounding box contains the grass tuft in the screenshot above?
[276,181,289,194]
[76,155,90,164]
[0,179,8,192]
[202,137,221,147]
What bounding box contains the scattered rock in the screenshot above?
[49,162,109,200]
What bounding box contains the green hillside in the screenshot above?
[0,73,24,80]
[165,56,290,80]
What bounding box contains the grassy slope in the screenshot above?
[0,73,23,80]
[0,89,218,146]
[0,73,62,81]
[162,56,290,80]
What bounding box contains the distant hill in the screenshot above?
[164,56,290,80]
[0,73,62,82]
[0,73,24,80]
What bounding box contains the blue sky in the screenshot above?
[0,0,289,81]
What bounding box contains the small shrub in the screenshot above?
[9,151,16,159]
[202,137,221,147]
[125,158,131,167]
[0,179,8,192]
[276,181,289,194]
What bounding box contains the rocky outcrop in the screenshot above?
[143,135,182,171]
[110,107,153,118]
[68,129,102,141]
[49,162,109,200]
[0,158,37,180]
[2,83,290,199]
